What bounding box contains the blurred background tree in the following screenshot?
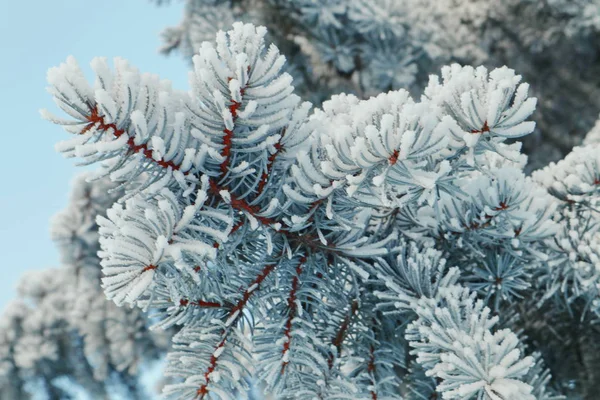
[155,0,600,170]
[0,175,169,399]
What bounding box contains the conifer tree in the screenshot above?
[0,175,168,399]
[37,22,600,399]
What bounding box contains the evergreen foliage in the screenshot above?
[0,175,168,399]
[155,0,600,170]
[36,22,600,399]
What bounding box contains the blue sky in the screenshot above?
[0,0,190,309]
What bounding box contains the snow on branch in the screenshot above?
[41,21,573,400]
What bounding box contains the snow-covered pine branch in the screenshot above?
[374,242,554,400]
[407,285,535,400]
[533,138,600,319]
[41,22,597,399]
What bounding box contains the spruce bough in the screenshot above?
[42,23,600,399]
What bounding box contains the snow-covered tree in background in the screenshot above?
[155,0,600,170]
[38,22,600,399]
[0,175,169,399]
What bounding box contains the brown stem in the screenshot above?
[280,256,308,374]
[83,105,185,172]
[328,300,359,369]
[257,129,286,196]
[368,345,377,400]
[196,260,279,398]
